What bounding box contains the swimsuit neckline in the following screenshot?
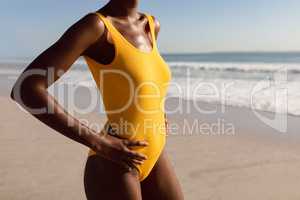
[97,12,156,55]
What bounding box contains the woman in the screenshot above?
[11,0,184,199]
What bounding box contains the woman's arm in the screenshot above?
[11,13,103,148]
[10,13,148,170]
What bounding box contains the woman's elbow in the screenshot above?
[10,87,15,101]
[10,77,46,107]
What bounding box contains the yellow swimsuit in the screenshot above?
[84,12,172,181]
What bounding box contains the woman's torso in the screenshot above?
[83,12,172,159]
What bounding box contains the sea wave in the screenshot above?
[168,78,300,116]
[2,60,300,116]
[168,62,300,73]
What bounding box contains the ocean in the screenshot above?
[2,52,300,116]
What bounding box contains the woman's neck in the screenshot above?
[105,0,140,18]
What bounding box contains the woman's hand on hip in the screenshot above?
[89,133,149,171]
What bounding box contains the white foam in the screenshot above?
[168,62,300,73]
[52,62,300,116]
[168,78,300,116]
[3,60,300,116]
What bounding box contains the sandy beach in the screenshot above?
[1,95,300,200]
[2,0,300,198]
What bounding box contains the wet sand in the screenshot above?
[1,96,300,200]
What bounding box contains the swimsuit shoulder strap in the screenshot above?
[93,12,123,43]
[144,13,157,48]
[93,12,157,53]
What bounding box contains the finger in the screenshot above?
[117,160,132,172]
[125,150,148,161]
[124,140,149,147]
[123,159,138,171]
[130,158,144,166]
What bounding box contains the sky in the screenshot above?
[1,0,300,58]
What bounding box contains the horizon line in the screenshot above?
[161,50,300,55]
[2,50,300,60]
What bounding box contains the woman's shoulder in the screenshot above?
[77,12,106,34]
[151,15,160,33]
[139,12,161,35]
[144,13,161,35]
[58,12,106,46]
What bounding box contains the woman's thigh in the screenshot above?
[84,155,142,200]
[141,150,184,200]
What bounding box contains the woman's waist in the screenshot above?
[103,118,166,139]
[98,121,166,159]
